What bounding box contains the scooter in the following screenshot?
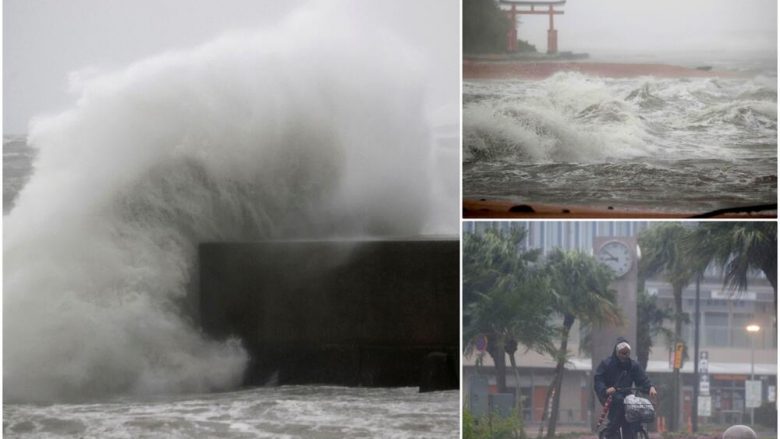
[596,387,655,439]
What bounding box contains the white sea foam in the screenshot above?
[463,71,776,209]
[3,387,459,438]
[464,75,654,163]
[4,2,455,403]
[464,73,777,165]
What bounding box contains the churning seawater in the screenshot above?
[463,57,777,213]
[3,386,459,438]
[3,2,459,437]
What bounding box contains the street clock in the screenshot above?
[596,240,633,277]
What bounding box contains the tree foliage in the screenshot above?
[684,222,777,311]
[464,408,526,439]
[545,249,622,328]
[539,249,621,438]
[463,227,556,395]
[463,0,511,53]
[639,223,695,290]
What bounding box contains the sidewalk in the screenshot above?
[523,424,777,439]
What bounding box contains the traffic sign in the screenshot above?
[475,335,488,352]
[746,380,762,408]
[698,351,708,373]
[697,396,711,417]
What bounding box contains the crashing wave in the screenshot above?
[4,4,452,403]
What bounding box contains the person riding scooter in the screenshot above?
[594,337,657,439]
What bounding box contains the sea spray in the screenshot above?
[463,73,655,163]
[4,4,452,403]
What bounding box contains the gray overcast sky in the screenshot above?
[3,0,460,134]
[515,0,777,56]
[4,0,776,133]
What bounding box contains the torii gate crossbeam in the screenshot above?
[499,0,566,54]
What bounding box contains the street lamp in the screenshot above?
[746,324,760,425]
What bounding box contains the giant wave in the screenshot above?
[4,4,455,403]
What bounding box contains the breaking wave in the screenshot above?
[5,3,453,403]
[463,72,777,164]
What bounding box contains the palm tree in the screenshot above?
[539,249,623,438]
[685,222,777,316]
[463,227,556,412]
[639,223,696,432]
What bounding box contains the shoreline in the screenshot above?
[463,198,777,219]
[463,59,741,80]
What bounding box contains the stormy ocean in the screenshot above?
[3,128,459,439]
[3,4,459,438]
[3,386,458,438]
[463,53,777,213]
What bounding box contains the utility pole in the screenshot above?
[692,273,701,432]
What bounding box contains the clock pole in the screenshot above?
[590,236,639,430]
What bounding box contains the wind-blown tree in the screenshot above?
[636,289,674,370]
[639,223,696,432]
[463,227,556,416]
[685,222,777,317]
[539,249,623,438]
[463,0,511,53]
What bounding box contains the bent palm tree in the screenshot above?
[463,227,555,406]
[540,249,622,438]
[685,222,777,317]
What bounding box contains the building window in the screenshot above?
[705,312,729,347]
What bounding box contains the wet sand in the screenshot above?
[463,60,739,79]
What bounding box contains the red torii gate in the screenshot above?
[499,0,566,54]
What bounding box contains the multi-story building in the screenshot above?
[463,221,777,427]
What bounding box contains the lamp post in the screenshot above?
[746,324,760,425]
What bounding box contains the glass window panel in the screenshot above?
[705,312,729,347]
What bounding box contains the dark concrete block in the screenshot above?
[419,351,458,393]
[199,239,459,389]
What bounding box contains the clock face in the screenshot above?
[597,241,632,277]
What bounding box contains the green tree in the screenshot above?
[639,223,695,432]
[463,0,511,53]
[685,222,777,316]
[539,249,623,438]
[463,227,556,417]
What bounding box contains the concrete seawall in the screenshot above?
[199,239,459,389]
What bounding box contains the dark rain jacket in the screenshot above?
[593,337,654,405]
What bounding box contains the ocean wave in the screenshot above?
[691,101,777,131]
[4,5,449,403]
[463,82,653,163]
[624,83,666,109]
[464,72,777,165]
